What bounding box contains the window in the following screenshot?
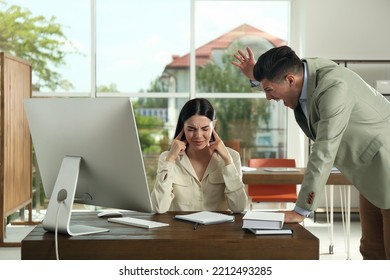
[96,0,190,94]
[2,0,290,207]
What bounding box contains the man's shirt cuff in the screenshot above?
[294,205,312,217]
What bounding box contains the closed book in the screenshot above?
[247,226,292,235]
[175,211,235,225]
[242,211,284,229]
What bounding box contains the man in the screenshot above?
[232,46,390,260]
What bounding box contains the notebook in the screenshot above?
[175,211,235,225]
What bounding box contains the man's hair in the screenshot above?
[253,46,302,82]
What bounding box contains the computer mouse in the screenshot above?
[97,211,123,218]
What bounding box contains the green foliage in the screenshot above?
[135,111,164,129]
[138,131,156,151]
[213,98,269,146]
[147,75,168,93]
[158,129,170,152]
[97,83,120,93]
[138,97,168,108]
[136,76,169,154]
[197,56,251,93]
[138,76,169,108]
[134,110,165,154]
[0,1,78,90]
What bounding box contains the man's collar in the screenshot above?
[300,61,308,102]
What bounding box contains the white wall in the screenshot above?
[287,0,390,166]
[290,0,390,59]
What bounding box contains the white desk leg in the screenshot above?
[347,185,351,260]
[324,185,334,254]
[340,185,351,260]
[329,185,334,254]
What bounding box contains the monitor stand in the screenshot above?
[42,156,109,236]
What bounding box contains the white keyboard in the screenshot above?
[108,217,169,229]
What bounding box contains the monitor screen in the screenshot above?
[24,97,154,235]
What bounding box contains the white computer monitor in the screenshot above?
[24,97,154,236]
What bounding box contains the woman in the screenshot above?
[151,98,248,213]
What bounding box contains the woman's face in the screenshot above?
[183,115,214,150]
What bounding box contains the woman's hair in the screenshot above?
[173,98,216,140]
[253,46,302,83]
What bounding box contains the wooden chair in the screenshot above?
[247,158,298,210]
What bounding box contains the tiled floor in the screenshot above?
[304,213,362,260]
[0,212,362,260]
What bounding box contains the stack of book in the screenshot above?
[242,211,292,235]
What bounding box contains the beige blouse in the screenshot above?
[151,147,248,213]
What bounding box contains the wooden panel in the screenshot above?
[0,52,32,244]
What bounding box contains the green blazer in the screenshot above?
[295,58,390,210]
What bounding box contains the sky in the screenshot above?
[5,0,289,93]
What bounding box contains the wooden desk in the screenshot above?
[243,168,353,259]
[21,211,319,260]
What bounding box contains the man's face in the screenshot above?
[261,77,299,109]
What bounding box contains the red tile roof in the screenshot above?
[165,24,286,69]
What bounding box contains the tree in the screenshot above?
[138,76,168,108]
[196,49,270,147]
[0,1,77,90]
[97,83,119,93]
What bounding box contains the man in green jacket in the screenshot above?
[232,46,390,260]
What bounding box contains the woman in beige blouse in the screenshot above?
[151,98,248,213]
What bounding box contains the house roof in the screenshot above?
[165,24,286,69]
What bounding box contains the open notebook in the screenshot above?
[175,211,235,225]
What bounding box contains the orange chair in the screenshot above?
[247,158,298,210]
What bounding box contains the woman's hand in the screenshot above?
[231,47,256,80]
[165,130,187,162]
[209,129,233,165]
